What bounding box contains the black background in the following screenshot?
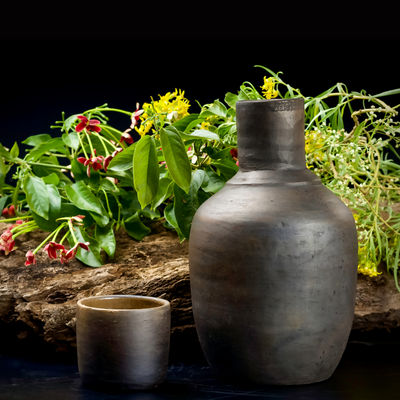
[1,39,400,162]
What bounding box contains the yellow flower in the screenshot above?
[201,121,210,130]
[135,120,153,137]
[353,214,360,222]
[261,76,279,99]
[357,247,382,277]
[305,130,325,163]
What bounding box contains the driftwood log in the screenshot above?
[1,221,400,357]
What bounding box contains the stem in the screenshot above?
[27,162,71,170]
[369,145,381,187]
[1,216,33,223]
[49,153,70,158]
[83,108,133,117]
[93,132,111,156]
[85,132,95,155]
[12,225,39,239]
[327,152,338,179]
[59,230,70,246]
[12,180,28,217]
[101,189,113,218]
[99,126,122,145]
[112,192,122,231]
[31,223,66,254]
[68,219,78,244]
[78,134,89,159]
[11,220,37,233]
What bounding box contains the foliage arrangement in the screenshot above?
[1,66,400,291]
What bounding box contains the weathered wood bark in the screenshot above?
[0,222,193,355]
[1,221,400,356]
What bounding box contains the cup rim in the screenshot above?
[77,295,170,312]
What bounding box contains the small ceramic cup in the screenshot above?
[76,295,171,391]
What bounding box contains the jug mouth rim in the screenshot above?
[236,98,304,103]
[77,295,170,311]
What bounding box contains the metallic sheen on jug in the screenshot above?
[189,98,358,385]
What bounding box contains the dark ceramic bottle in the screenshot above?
[189,98,358,385]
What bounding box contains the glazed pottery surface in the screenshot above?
[189,98,358,385]
[76,295,170,391]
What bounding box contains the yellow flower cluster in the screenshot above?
[135,89,191,137]
[357,246,382,277]
[305,130,325,162]
[260,76,278,99]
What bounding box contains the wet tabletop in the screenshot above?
[1,339,400,400]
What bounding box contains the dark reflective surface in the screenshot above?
[1,334,400,400]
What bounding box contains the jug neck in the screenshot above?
[236,98,306,171]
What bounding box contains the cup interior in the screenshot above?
[79,296,166,310]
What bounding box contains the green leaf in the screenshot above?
[108,143,136,171]
[32,155,60,177]
[353,120,366,141]
[122,211,151,241]
[64,114,80,132]
[0,174,4,194]
[119,190,159,220]
[208,147,235,160]
[23,175,49,219]
[27,138,68,162]
[180,129,220,141]
[65,181,109,225]
[217,123,236,138]
[201,169,227,193]
[42,172,60,185]
[95,223,116,258]
[60,202,95,227]
[57,172,73,188]
[199,100,227,119]
[31,184,61,231]
[32,156,72,188]
[238,88,250,101]
[211,159,239,180]
[254,65,284,81]
[22,134,52,146]
[0,143,13,161]
[171,113,200,132]
[99,178,119,192]
[10,142,19,158]
[173,171,208,239]
[184,118,205,133]
[225,92,238,108]
[103,169,133,187]
[227,108,236,118]
[68,227,103,267]
[133,135,159,208]
[0,195,11,215]
[152,177,174,209]
[0,154,7,193]
[120,190,141,213]
[371,89,400,98]
[62,132,79,150]
[388,143,400,161]
[160,127,192,193]
[90,210,110,228]
[163,203,185,242]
